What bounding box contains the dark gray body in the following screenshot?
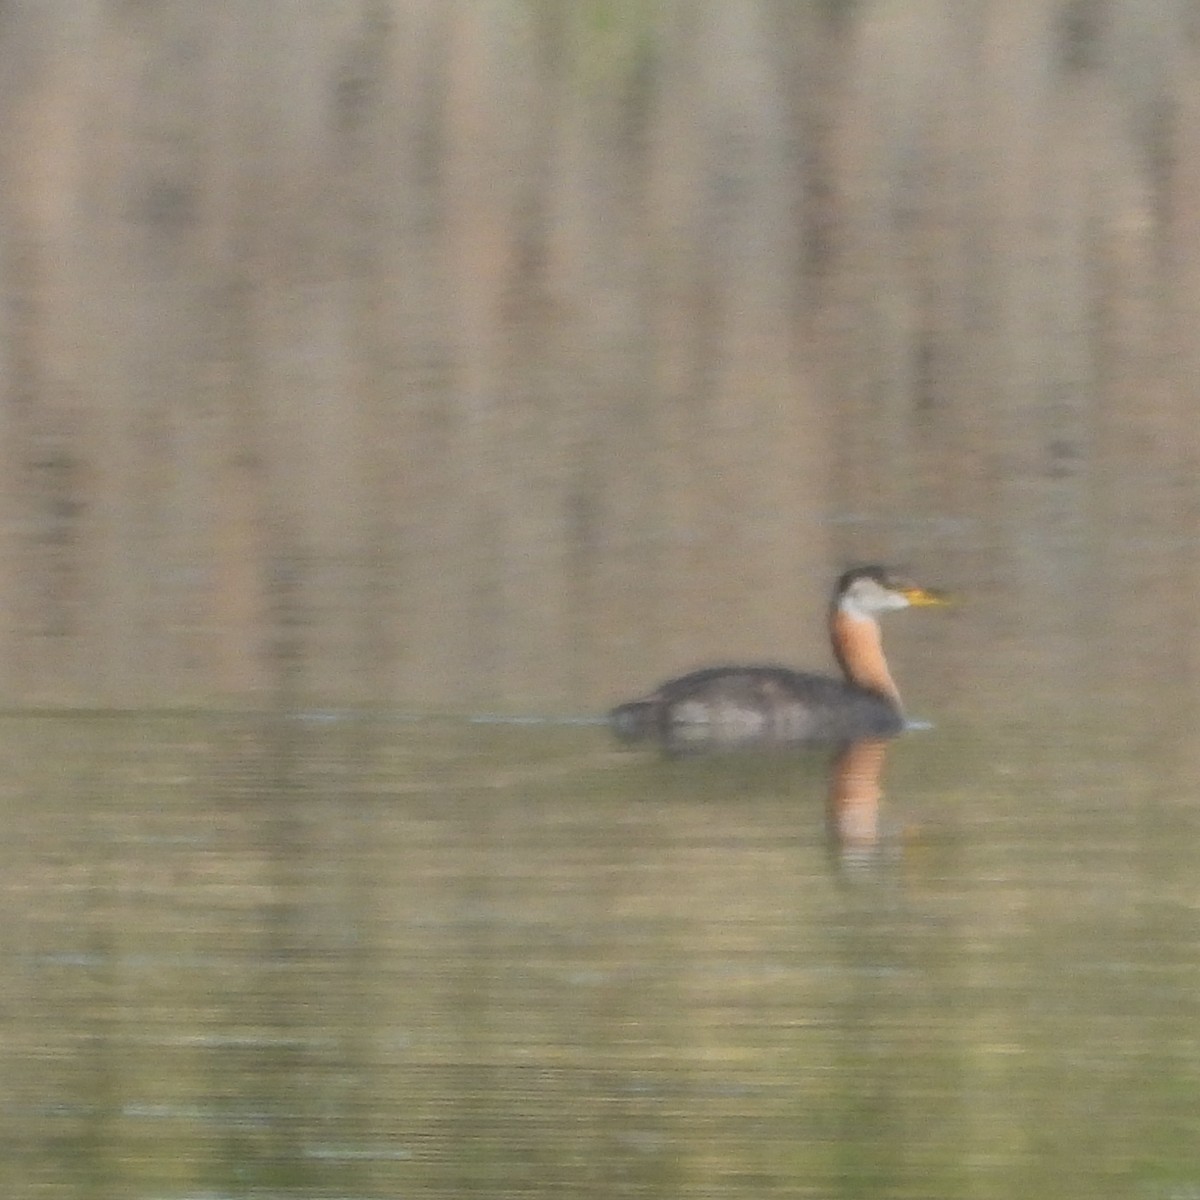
[608,665,903,755]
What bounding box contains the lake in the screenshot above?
[4,708,1199,1198]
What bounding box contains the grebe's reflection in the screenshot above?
[826,737,894,869]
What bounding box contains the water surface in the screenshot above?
[3,713,1199,1199]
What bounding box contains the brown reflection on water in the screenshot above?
[826,736,891,869]
[4,715,1200,1198]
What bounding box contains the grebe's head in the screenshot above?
[834,566,948,619]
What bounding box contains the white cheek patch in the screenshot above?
[837,596,870,620]
[838,589,908,619]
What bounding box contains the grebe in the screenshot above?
[609,566,948,753]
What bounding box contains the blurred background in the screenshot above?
[5,2,1200,1198]
[5,0,1198,720]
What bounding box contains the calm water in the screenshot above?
[4,711,1200,1199]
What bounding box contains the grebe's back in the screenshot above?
[608,567,947,754]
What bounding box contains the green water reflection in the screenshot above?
[3,715,1200,1199]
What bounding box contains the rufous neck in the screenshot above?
[829,607,902,706]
